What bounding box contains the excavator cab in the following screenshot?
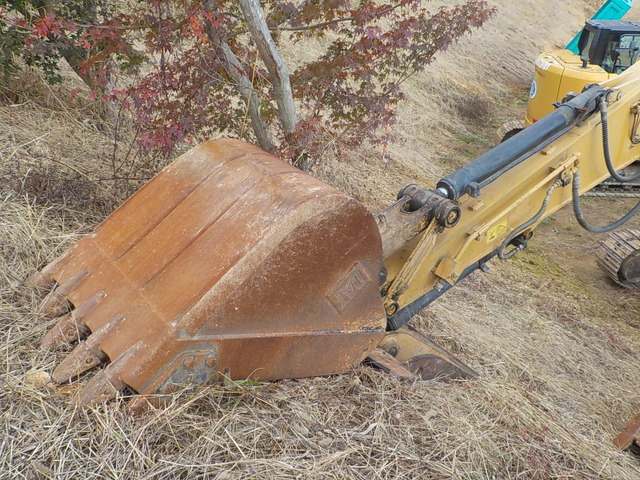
[577,20,640,74]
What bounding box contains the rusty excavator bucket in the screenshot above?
[33,139,389,406]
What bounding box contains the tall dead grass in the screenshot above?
[2,195,639,479]
[0,65,175,217]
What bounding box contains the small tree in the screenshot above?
[1,0,495,168]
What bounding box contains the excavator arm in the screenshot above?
[32,62,640,408]
[379,66,640,331]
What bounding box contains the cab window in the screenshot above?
[578,29,596,63]
[603,34,640,74]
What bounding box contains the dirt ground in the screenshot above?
[2,1,640,479]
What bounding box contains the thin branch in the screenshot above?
[240,0,297,134]
[206,26,275,152]
[228,3,403,39]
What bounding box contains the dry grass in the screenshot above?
[2,196,639,479]
[0,66,175,216]
[3,1,640,478]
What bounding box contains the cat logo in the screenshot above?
[486,220,508,243]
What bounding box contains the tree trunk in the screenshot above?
[200,0,275,152]
[216,40,276,153]
[239,0,298,135]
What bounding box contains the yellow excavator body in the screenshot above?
[525,49,612,126]
[525,20,640,127]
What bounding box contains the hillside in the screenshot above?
[2,1,640,479]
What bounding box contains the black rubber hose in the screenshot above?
[386,252,498,331]
[572,171,640,233]
[498,180,561,260]
[600,100,640,182]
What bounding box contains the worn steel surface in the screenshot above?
[378,325,478,380]
[37,139,386,405]
[615,412,640,450]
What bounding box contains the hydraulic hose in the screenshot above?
[572,171,640,233]
[600,100,640,182]
[498,180,561,259]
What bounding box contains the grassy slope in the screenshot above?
[2,1,640,479]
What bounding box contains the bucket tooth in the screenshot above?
[38,291,71,319]
[41,291,106,349]
[51,315,125,383]
[52,342,106,383]
[41,313,90,350]
[39,250,72,281]
[25,270,56,292]
[38,270,89,317]
[76,341,144,405]
[76,370,125,406]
